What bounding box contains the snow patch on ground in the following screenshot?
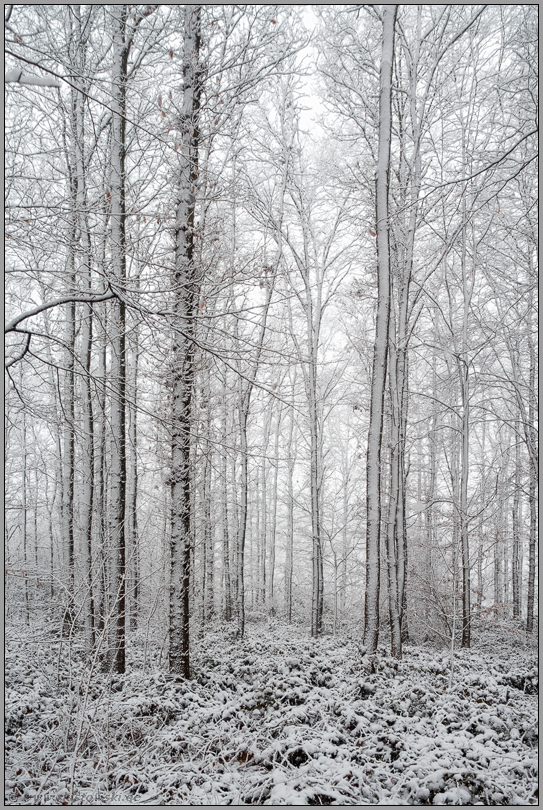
[5,621,538,805]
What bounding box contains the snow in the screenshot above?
[4,621,538,806]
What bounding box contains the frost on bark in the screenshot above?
[284,386,296,624]
[75,81,96,652]
[169,5,201,678]
[61,115,77,637]
[525,298,537,633]
[108,4,128,674]
[364,4,397,654]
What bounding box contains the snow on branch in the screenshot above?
[5,68,60,87]
[5,292,116,334]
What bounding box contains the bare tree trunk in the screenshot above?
[236,404,249,638]
[268,403,282,615]
[221,404,232,621]
[525,304,537,632]
[108,4,128,674]
[364,4,397,654]
[203,446,214,622]
[494,483,505,613]
[20,380,30,625]
[340,472,349,625]
[71,20,96,649]
[385,323,402,657]
[96,305,108,643]
[512,431,521,620]
[459,196,472,648]
[128,330,139,632]
[61,289,76,637]
[308,355,323,637]
[170,4,201,677]
[284,390,295,624]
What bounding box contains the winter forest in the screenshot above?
[4,4,538,806]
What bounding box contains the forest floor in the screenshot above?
[5,617,538,806]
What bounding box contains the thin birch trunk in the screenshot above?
[364,4,397,654]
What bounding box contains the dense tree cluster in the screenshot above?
[5,4,538,674]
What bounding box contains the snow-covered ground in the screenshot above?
[5,620,538,805]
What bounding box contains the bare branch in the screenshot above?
[5,292,116,333]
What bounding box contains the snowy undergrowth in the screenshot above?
[5,621,538,806]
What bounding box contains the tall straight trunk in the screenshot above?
[526,458,536,632]
[221,404,232,621]
[459,192,472,649]
[129,330,139,631]
[459,362,470,648]
[72,33,96,649]
[424,426,436,626]
[260,407,273,605]
[525,300,537,632]
[20,382,29,625]
[62,288,76,636]
[364,4,397,654]
[59,36,78,637]
[203,447,214,622]
[494,492,504,611]
[340,465,350,622]
[284,393,295,624]
[46,468,57,601]
[96,302,108,640]
[476,417,487,613]
[170,5,201,677]
[290,196,325,638]
[385,323,402,657]
[33,462,38,573]
[109,4,128,674]
[230,436,239,611]
[236,405,249,637]
[258,457,265,605]
[503,503,509,610]
[268,403,282,614]
[395,242,411,648]
[41,308,64,602]
[387,9,429,651]
[512,432,521,620]
[308,353,323,637]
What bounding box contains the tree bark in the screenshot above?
[364,4,397,654]
[71,17,96,649]
[108,4,128,674]
[169,4,201,677]
[284,388,296,624]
